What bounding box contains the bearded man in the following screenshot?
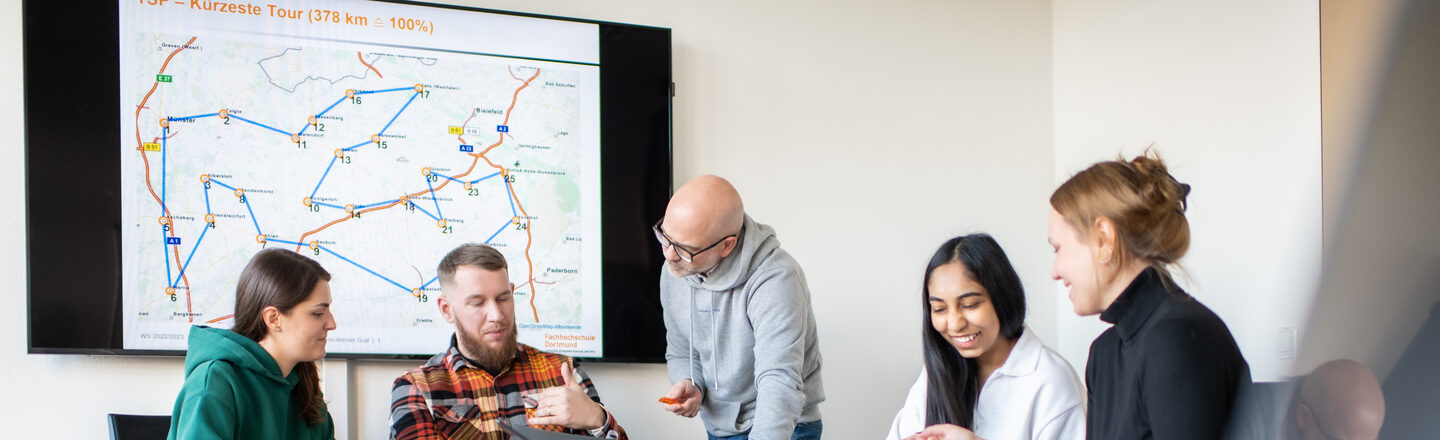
[390,243,627,439]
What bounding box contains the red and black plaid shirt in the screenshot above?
[389,339,626,440]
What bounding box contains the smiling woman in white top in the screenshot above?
[885,234,1085,440]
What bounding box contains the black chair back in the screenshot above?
[107,414,171,440]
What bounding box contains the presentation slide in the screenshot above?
[118,0,604,357]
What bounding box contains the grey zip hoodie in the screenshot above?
[661,214,825,439]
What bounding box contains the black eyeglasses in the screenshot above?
[652,219,735,263]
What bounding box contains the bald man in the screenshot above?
[1294,359,1385,440]
[654,175,825,440]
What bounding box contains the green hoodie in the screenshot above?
[168,325,334,440]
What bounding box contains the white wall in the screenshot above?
[1051,0,1322,381]
[1,0,1054,438]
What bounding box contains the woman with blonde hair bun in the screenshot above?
[1047,150,1250,439]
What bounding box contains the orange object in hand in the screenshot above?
[658,397,680,405]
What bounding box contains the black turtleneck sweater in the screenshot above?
[1086,267,1252,439]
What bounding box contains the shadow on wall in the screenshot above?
[1297,0,1440,438]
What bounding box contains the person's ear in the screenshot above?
[436,293,455,324]
[1092,216,1118,265]
[718,235,739,258]
[262,306,282,333]
[1296,401,1313,430]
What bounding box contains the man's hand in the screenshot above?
[661,379,702,417]
[901,424,982,440]
[527,362,607,430]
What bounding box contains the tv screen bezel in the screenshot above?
[24,0,672,362]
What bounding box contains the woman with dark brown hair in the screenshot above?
[1048,150,1250,439]
[168,248,337,439]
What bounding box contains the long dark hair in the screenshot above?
[231,248,331,425]
[921,233,1027,428]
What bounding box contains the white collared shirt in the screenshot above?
[884,327,1086,440]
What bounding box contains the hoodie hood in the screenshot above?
[682,214,779,292]
[184,325,294,387]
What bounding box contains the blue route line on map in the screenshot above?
[318,96,347,116]
[162,127,168,211]
[424,174,443,220]
[343,139,371,152]
[485,218,511,244]
[379,92,420,135]
[228,115,293,137]
[244,196,262,235]
[171,224,210,288]
[311,156,338,199]
[146,83,541,301]
[213,178,263,235]
[356,87,414,95]
[169,112,219,122]
[298,96,351,135]
[312,201,345,211]
[318,245,411,293]
[431,171,464,185]
[504,178,517,217]
[411,201,440,221]
[270,238,301,247]
[161,225,172,285]
[471,170,502,184]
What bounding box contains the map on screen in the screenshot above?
[119,1,603,356]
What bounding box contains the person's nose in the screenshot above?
[661,243,681,262]
[482,300,505,323]
[325,311,337,331]
[946,309,967,333]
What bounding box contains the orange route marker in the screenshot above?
[308,115,317,126]
[411,288,422,298]
[420,167,431,176]
[159,118,170,128]
[234,188,245,198]
[302,197,312,207]
[344,204,355,214]
[345,89,356,98]
[463,182,473,191]
[165,287,176,296]
[255,234,267,244]
[291,134,301,143]
[199,174,210,183]
[159,216,171,226]
[371,134,381,143]
[334,149,345,158]
[204,214,215,224]
[511,216,520,225]
[414,84,424,93]
[437,219,447,228]
[399,196,409,205]
[218,109,229,120]
[309,241,320,252]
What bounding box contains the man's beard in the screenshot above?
[666,259,714,279]
[456,321,518,371]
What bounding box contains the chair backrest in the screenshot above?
[107,414,171,440]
